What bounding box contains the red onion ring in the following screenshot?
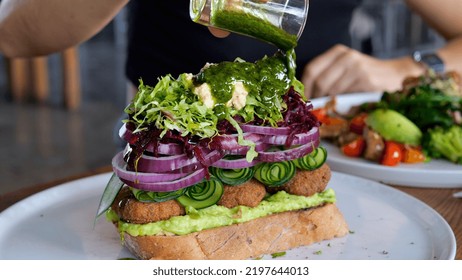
[145,142,184,155]
[262,127,319,146]
[118,124,138,144]
[225,141,271,155]
[211,157,260,169]
[136,149,223,173]
[121,168,207,192]
[257,139,320,162]
[209,133,262,150]
[240,124,291,135]
[211,133,269,155]
[111,151,188,183]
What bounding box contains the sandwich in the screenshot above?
[97,51,349,260]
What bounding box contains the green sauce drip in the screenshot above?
[212,9,298,51]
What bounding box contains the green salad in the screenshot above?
[377,71,462,164]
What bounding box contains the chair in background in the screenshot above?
[6,47,81,110]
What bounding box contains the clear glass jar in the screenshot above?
[190,0,309,50]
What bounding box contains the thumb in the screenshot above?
[208,27,230,38]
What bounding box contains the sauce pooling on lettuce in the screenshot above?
[194,51,295,121]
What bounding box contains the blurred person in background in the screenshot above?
[1,0,462,100]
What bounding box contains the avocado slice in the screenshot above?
[365,109,422,146]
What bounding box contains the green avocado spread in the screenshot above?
[106,189,336,237]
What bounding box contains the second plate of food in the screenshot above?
[310,92,462,188]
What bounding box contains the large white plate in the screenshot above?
[0,172,455,260]
[311,92,462,188]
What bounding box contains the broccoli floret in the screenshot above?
[424,126,462,164]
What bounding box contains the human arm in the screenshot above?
[302,0,462,98]
[0,0,129,57]
[405,0,462,72]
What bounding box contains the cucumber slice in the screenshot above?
[253,160,296,187]
[176,176,224,209]
[131,188,186,202]
[209,166,255,185]
[293,146,327,171]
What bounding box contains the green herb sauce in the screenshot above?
[212,9,298,51]
[271,252,287,258]
[195,53,291,121]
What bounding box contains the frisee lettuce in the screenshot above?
[126,74,219,139]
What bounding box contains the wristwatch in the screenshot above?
[412,51,445,73]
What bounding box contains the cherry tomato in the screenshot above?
[381,141,404,166]
[311,108,346,126]
[311,108,327,122]
[324,116,346,126]
[349,113,368,135]
[403,146,426,163]
[341,136,366,157]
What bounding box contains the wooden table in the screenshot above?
[0,166,460,260]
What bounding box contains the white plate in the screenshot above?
[311,92,462,188]
[0,172,455,260]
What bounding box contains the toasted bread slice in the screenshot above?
[118,202,348,260]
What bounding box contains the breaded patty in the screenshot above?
[111,187,185,224]
[268,163,331,197]
[217,179,267,208]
